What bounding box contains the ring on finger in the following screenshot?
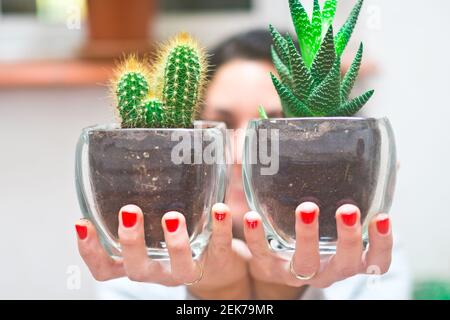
[289,259,317,281]
[183,261,204,286]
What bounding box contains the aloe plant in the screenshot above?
[270,0,374,117]
[112,32,207,128]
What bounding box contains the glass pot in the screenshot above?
[76,121,228,260]
[243,117,397,256]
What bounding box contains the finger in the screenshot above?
[292,202,320,278]
[243,211,270,258]
[328,204,363,279]
[363,214,393,275]
[75,218,124,281]
[162,211,199,284]
[119,205,165,283]
[209,203,233,258]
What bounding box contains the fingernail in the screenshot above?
[75,224,87,240]
[300,209,316,225]
[376,217,390,235]
[215,211,226,221]
[122,211,137,228]
[165,218,179,233]
[246,219,258,229]
[341,211,357,227]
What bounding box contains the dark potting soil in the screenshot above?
[87,130,214,248]
[249,119,381,242]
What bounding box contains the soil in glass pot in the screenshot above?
[243,117,396,255]
[76,121,227,259]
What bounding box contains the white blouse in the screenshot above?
[95,240,411,300]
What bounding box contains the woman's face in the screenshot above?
[202,59,282,234]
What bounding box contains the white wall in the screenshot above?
[0,88,113,299]
[0,0,449,299]
[363,0,450,278]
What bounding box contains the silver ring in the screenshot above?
[183,261,204,286]
[289,259,316,281]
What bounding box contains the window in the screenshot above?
[161,0,252,12]
[0,0,36,15]
[0,0,253,16]
[0,0,87,23]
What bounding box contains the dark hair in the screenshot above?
[208,29,274,78]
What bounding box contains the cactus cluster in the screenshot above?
[270,0,374,117]
[112,33,207,128]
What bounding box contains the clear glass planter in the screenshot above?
[75,121,228,260]
[243,117,397,256]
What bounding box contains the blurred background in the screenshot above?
[0,0,449,299]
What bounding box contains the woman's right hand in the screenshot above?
[75,203,251,299]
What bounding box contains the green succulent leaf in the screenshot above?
[311,0,323,56]
[289,0,314,67]
[328,89,374,116]
[335,0,364,57]
[311,26,336,85]
[271,46,292,87]
[268,0,373,118]
[308,58,341,116]
[258,105,269,120]
[286,35,313,102]
[322,0,337,35]
[341,43,363,102]
[269,25,291,69]
[271,73,314,117]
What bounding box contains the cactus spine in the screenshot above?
[112,33,207,128]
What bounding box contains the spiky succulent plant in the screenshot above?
[270,0,374,117]
[112,32,207,128]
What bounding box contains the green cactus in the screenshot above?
[112,33,207,128]
[163,43,203,128]
[270,0,373,118]
[116,71,149,128]
[142,98,165,128]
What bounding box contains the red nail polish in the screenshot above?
[122,211,137,228]
[376,217,390,235]
[246,219,258,229]
[215,211,226,221]
[165,218,179,232]
[75,224,87,240]
[341,212,357,227]
[300,210,316,224]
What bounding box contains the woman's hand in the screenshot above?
[244,202,393,298]
[75,203,251,299]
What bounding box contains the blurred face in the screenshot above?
[202,59,282,235]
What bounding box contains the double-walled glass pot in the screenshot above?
[76,121,228,260]
[243,117,397,256]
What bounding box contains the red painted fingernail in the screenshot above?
[75,224,87,240]
[246,219,258,229]
[376,217,390,235]
[341,212,357,227]
[122,211,137,228]
[300,209,316,224]
[165,218,179,232]
[215,211,226,221]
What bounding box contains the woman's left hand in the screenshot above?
[243,202,393,298]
